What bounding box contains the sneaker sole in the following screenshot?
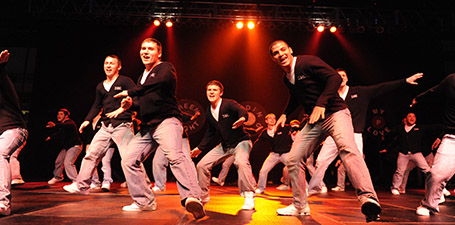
[186,201,205,219]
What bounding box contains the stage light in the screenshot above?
[153,19,161,27]
[317,25,325,32]
[247,21,255,29]
[330,26,337,33]
[165,21,173,27]
[236,21,244,29]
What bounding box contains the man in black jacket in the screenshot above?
[63,55,136,194]
[114,38,205,219]
[269,40,381,221]
[191,80,257,210]
[0,50,28,216]
[308,68,423,194]
[46,109,82,185]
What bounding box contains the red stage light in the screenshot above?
[247,21,255,29]
[317,25,325,32]
[166,21,173,27]
[330,26,337,33]
[153,19,160,27]
[236,21,244,29]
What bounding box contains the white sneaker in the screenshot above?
[443,188,451,197]
[277,204,310,216]
[11,178,25,186]
[120,182,127,188]
[152,186,165,192]
[185,197,206,219]
[241,191,255,210]
[255,189,264,194]
[276,184,290,191]
[0,203,11,216]
[63,183,89,195]
[439,194,445,204]
[211,177,224,186]
[416,205,430,216]
[48,177,64,185]
[101,183,111,192]
[90,183,101,190]
[331,186,345,192]
[122,202,156,211]
[391,189,400,195]
[320,186,328,193]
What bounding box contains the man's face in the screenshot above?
[104,57,121,77]
[206,84,222,104]
[406,113,416,125]
[338,70,348,87]
[140,41,161,67]
[270,41,294,69]
[57,111,66,122]
[265,114,276,126]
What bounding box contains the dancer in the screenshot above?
[0,50,28,216]
[63,55,136,194]
[269,40,381,221]
[412,74,455,216]
[114,38,205,219]
[46,109,82,184]
[191,80,256,210]
[308,68,423,194]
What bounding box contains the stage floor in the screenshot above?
[1,182,454,224]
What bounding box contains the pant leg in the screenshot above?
[0,128,27,207]
[232,140,256,194]
[308,136,338,192]
[197,144,230,198]
[337,163,346,189]
[53,149,67,179]
[77,124,118,190]
[257,152,281,191]
[279,153,290,185]
[421,134,455,212]
[324,108,378,203]
[392,153,411,190]
[101,147,115,184]
[410,152,431,173]
[63,145,82,182]
[152,118,201,201]
[10,142,25,180]
[121,131,156,206]
[152,146,168,190]
[287,122,326,209]
[218,155,235,183]
[399,161,416,192]
[306,153,316,176]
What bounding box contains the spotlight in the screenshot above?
[317,25,325,32]
[357,25,366,33]
[376,26,385,34]
[236,21,244,29]
[153,19,161,27]
[165,20,173,27]
[329,26,337,33]
[247,21,255,29]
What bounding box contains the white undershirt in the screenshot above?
[339,86,349,100]
[404,124,416,133]
[210,98,222,122]
[267,127,276,138]
[285,57,297,85]
[103,76,118,92]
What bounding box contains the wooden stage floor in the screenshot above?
[1,182,454,225]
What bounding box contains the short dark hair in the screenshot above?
[206,80,224,93]
[59,108,70,116]
[106,55,122,67]
[142,38,162,55]
[269,40,289,56]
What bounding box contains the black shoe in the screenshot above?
[361,198,381,222]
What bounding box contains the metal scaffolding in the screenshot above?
[7,0,455,32]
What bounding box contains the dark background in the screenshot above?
[1,0,455,188]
